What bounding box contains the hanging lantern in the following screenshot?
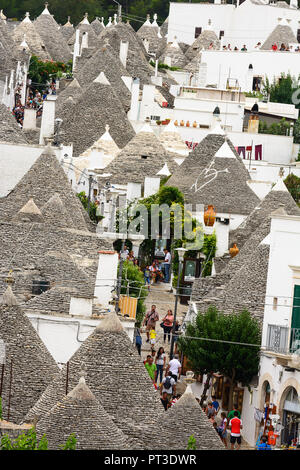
[174,120,178,126]
[193,121,197,128]
[186,120,190,127]
[180,120,184,126]
[204,205,216,226]
[229,243,239,258]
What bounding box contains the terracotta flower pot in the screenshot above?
[229,243,239,258]
[193,121,197,128]
[174,120,178,126]
[180,120,184,126]
[186,121,190,127]
[204,205,216,226]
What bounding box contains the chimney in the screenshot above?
[128,78,140,121]
[81,32,89,51]
[119,40,129,68]
[23,108,37,130]
[39,95,56,145]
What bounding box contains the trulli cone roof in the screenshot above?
[12,13,51,61]
[143,386,224,450]
[34,8,71,63]
[166,134,259,215]
[36,376,129,449]
[60,76,135,155]
[229,178,300,250]
[24,312,163,446]
[0,286,59,424]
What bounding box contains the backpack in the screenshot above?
[136,334,142,346]
[164,376,172,389]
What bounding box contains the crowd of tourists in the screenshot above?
[11,79,57,128]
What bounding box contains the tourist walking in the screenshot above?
[211,395,220,415]
[143,305,159,342]
[144,265,151,290]
[160,372,176,402]
[218,412,228,448]
[227,404,241,420]
[162,249,171,283]
[155,347,166,384]
[229,411,243,450]
[166,354,181,383]
[162,309,174,343]
[257,435,272,450]
[144,355,157,384]
[205,401,216,422]
[135,327,142,356]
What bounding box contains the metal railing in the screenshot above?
[265,324,300,355]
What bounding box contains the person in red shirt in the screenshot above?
[229,411,243,450]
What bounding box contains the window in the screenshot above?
[150,115,160,121]
[290,285,300,353]
[194,27,202,38]
[297,29,300,43]
[141,155,148,159]
[266,324,289,353]
[273,297,278,311]
[252,76,262,91]
[219,30,224,40]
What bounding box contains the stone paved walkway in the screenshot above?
[139,282,254,450]
[140,280,188,362]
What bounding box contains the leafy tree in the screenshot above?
[77,191,104,224]
[60,433,77,450]
[178,306,261,411]
[284,173,300,203]
[187,434,197,450]
[28,55,73,92]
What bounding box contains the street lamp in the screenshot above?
[170,247,187,358]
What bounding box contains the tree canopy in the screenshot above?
[178,306,261,408]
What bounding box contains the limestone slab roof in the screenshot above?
[0,287,59,424]
[229,179,300,250]
[74,42,131,112]
[91,17,105,36]
[159,39,187,68]
[185,30,220,62]
[34,12,71,63]
[68,22,99,49]
[12,15,51,61]
[36,377,129,450]
[60,75,136,155]
[261,23,298,49]
[98,23,155,85]
[166,133,260,215]
[145,387,224,450]
[101,124,179,184]
[0,145,89,231]
[55,78,83,116]
[24,313,163,445]
[0,104,28,144]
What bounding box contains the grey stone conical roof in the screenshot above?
[41,192,74,228]
[202,238,271,323]
[0,286,59,424]
[60,74,135,155]
[12,14,51,61]
[24,312,163,445]
[102,123,177,184]
[74,42,131,112]
[60,18,74,42]
[0,104,28,144]
[185,30,220,62]
[1,145,88,231]
[159,38,187,68]
[91,17,105,36]
[261,22,298,50]
[145,386,224,450]
[98,23,154,84]
[229,179,300,250]
[36,376,128,449]
[55,78,83,116]
[166,133,260,215]
[34,9,71,62]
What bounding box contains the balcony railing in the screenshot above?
[265,324,300,355]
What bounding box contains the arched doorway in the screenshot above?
[281,387,300,447]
